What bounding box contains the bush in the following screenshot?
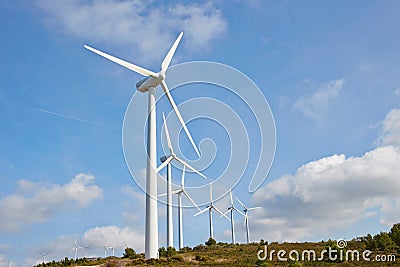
[178,246,192,253]
[123,247,138,259]
[205,237,217,246]
[375,232,396,252]
[170,255,183,262]
[389,223,400,247]
[193,244,206,251]
[288,259,303,267]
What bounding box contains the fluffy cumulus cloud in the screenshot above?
[376,108,400,147]
[294,79,344,119]
[82,225,144,251]
[34,0,227,64]
[0,173,103,232]
[252,108,400,242]
[0,255,9,267]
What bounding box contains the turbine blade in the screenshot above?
[235,208,245,217]
[210,183,213,202]
[161,32,183,73]
[158,192,167,197]
[236,197,247,210]
[156,156,173,173]
[230,190,233,206]
[181,165,186,187]
[214,206,230,220]
[162,113,173,155]
[221,209,230,218]
[247,207,262,211]
[161,80,200,157]
[194,207,209,217]
[174,157,206,179]
[183,190,201,211]
[84,45,157,77]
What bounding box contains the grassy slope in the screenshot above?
[69,240,399,267]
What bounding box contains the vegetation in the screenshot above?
[34,224,400,266]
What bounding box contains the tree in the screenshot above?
[389,223,400,247]
[158,247,167,257]
[123,247,138,259]
[363,234,377,250]
[375,232,396,252]
[205,237,216,246]
[166,246,177,257]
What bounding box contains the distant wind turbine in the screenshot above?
[109,244,116,257]
[103,245,108,258]
[222,190,244,244]
[194,183,230,239]
[158,113,206,248]
[39,252,49,264]
[170,166,202,249]
[71,241,83,260]
[236,197,261,244]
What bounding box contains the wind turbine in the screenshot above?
[71,241,83,260]
[109,244,116,257]
[103,245,108,258]
[194,183,229,239]
[173,166,202,249]
[236,197,261,244]
[222,190,244,244]
[39,253,49,264]
[84,32,200,259]
[158,113,206,248]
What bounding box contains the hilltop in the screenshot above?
[34,223,400,266]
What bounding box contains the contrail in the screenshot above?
[38,109,117,130]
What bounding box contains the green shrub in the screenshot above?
[170,254,183,262]
[123,247,138,259]
[205,237,217,246]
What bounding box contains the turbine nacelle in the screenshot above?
[136,73,165,93]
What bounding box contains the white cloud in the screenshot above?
[394,88,400,96]
[252,146,400,241]
[0,173,103,232]
[294,79,344,119]
[28,225,144,264]
[376,108,400,146]
[34,0,227,64]
[0,255,9,267]
[251,108,400,242]
[82,225,144,251]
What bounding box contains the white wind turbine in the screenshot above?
[84,32,200,259]
[109,244,116,257]
[71,241,83,260]
[39,252,49,264]
[172,166,202,249]
[194,183,230,239]
[236,197,261,244]
[222,190,244,244]
[158,113,206,248]
[103,245,108,258]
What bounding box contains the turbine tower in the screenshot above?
[222,190,244,244]
[109,244,116,257]
[103,245,108,258]
[84,32,199,259]
[194,183,229,239]
[158,113,206,248]
[236,197,261,244]
[173,166,202,249]
[39,252,49,264]
[71,241,83,260]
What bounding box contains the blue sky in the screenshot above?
[1,0,400,266]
